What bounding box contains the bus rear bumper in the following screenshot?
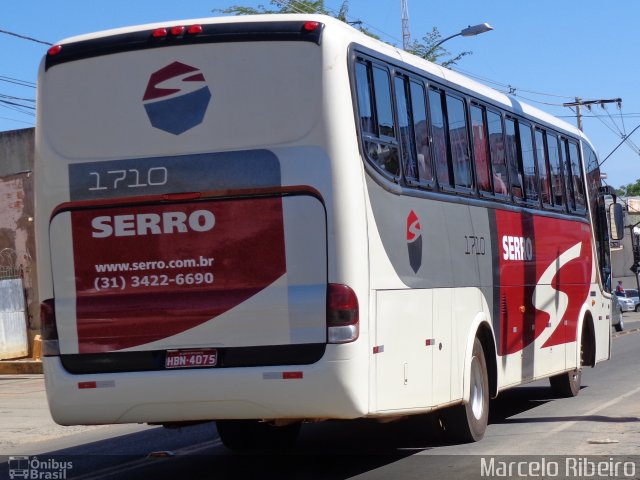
[43,353,367,425]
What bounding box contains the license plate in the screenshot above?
[165,349,218,369]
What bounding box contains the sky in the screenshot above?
[2,0,640,189]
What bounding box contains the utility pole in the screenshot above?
[401,0,411,50]
[562,97,622,131]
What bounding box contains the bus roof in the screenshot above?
[49,13,592,152]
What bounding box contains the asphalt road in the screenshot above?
[1,318,639,480]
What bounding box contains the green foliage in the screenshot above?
[214,0,330,15]
[214,1,469,66]
[617,179,640,197]
[406,27,472,67]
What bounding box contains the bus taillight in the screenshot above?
[327,284,359,344]
[152,28,168,38]
[303,21,320,32]
[40,299,60,356]
[47,45,62,56]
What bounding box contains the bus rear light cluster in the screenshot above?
[327,283,359,344]
[152,25,203,38]
[40,299,60,356]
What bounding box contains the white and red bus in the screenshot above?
[36,14,622,448]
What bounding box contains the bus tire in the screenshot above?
[216,420,301,451]
[445,337,489,443]
[549,369,581,397]
[549,322,586,397]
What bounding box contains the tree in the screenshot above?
[213,0,470,66]
[616,179,640,197]
[405,27,471,67]
[215,0,332,16]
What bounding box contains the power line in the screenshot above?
[452,67,576,101]
[0,75,36,89]
[599,123,640,168]
[0,115,34,126]
[0,94,34,103]
[557,113,640,119]
[0,99,34,110]
[0,28,52,46]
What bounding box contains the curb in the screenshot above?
[0,359,43,375]
[612,326,640,338]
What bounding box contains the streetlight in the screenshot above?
[434,23,494,49]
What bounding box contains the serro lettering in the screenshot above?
[91,210,215,238]
[501,235,534,261]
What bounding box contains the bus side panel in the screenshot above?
[374,289,433,411]
[365,170,598,406]
[365,177,489,412]
[493,210,593,387]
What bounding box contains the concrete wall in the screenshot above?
[0,128,37,356]
[0,128,34,177]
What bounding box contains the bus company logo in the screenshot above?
[142,61,211,135]
[90,209,216,238]
[406,210,422,273]
[502,235,534,261]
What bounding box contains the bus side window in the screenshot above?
[355,62,374,134]
[429,87,451,187]
[519,122,538,203]
[546,132,565,208]
[446,94,472,189]
[355,60,400,178]
[470,104,492,193]
[567,141,586,211]
[562,138,576,211]
[487,110,509,196]
[535,128,552,206]
[505,118,523,199]
[394,75,418,181]
[410,80,434,183]
[372,66,396,139]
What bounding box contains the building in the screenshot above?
[610,196,640,292]
[0,128,37,359]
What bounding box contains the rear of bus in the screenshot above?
[36,15,369,427]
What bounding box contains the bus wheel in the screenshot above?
[549,325,585,397]
[549,369,581,397]
[445,337,489,443]
[216,420,301,451]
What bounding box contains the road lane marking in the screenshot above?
[545,384,640,436]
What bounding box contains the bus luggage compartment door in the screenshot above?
[49,193,327,355]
